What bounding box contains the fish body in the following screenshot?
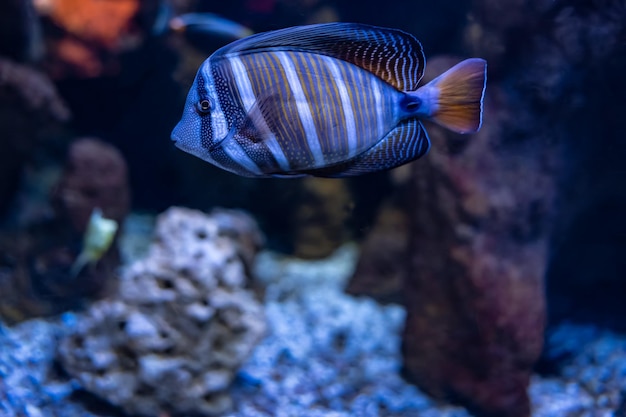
[70,208,118,277]
[171,23,487,177]
[169,13,254,39]
[151,2,253,42]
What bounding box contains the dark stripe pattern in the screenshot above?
[211,57,286,173]
[195,72,213,151]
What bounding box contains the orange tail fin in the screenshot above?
[422,58,487,134]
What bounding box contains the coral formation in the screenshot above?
[4,245,626,416]
[208,207,265,271]
[37,0,143,78]
[51,138,130,233]
[58,207,266,416]
[0,318,78,417]
[38,0,140,49]
[234,244,470,417]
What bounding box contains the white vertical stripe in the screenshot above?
[371,44,381,78]
[222,137,263,176]
[207,58,259,175]
[264,137,290,171]
[228,54,291,172]
[393,49,401,88]
[322,56,357,158]
[274,51,325,167]
[203,64,228,141]
[406,45,414,88]
[371,78,385,139]
[227,55,256,112]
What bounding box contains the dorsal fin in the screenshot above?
[216,22,425,91]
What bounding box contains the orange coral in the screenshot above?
[53,38,103,78]
[41,0,140,50]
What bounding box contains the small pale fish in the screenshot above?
[171,23,487,178]
[70,208,118,277]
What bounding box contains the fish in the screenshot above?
[70,208,118,277]
[171,22,487,178]
[151,2,253,41]
[168,13,254,40]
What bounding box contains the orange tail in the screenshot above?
[421,58,487,134]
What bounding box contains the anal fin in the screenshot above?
[305,119,430,177]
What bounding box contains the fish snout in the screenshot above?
[170,114,214,164]
[170,122,182,143]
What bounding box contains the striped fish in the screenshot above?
[171,23,487,177]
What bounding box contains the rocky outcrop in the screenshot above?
[400,56,553,417]
[58,207,266,416]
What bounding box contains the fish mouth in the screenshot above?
[170,124,192,154]
[170,123,182,143]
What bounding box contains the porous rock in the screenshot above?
[58,207,266,416]
[0,318,80,417]
[208,207,265,271]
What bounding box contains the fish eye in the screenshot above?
[195,98,212,114]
